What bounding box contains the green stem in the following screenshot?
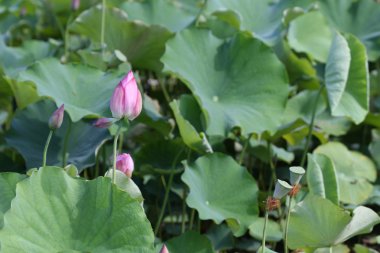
[154,148,185,235]
[62,120,71,167]
[284,196,294,253]
[118,132,124,153]
[112,124,122,184]
[159,76,171,104]
[154,171,174,236]
[181,189,187,233]
[329,246,333,253]
[300,85,324,167]
[64,14,73,61]
[239,133,252,165]
[42,130,53,167]
[101,0,106,57]
[261,209,269,253]
[189,209,196,230]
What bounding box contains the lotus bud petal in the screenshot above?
[159,245,169,253]
[110,71,142,120]
[71,0,80,10]
[273,179,292,199]
[49,104,64,130]
[289,166,305,185]
[93,118,115,128]
[116,153,134,177]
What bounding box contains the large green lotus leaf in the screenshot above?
[288,11,333,62]
[169,95,205,154]
[162,29,289,136]
[319,0,380,61]
[120,0,199,32]
[0,173,26,227]
[288,195,380,249]
[307,153,339,205]
[314,142,376,205]
[325,33,351,112]
[282,90,352,136]
[165,231,215,253]
[18,58,124,122]
[69,5,173,71]
[181,153,259,236]
[0,39,56,109]
[0,39,56,78]
[205,0,312,45]
[5,99,110,171]
[330,34,369,124]
[0,167,155,252]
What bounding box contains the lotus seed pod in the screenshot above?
[273,179,292,199]
[289,166,306,185]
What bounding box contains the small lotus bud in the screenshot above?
[159,245,169,253]
[71,0,80,10]
[289,166,305,185]
[273,179,292,199]
[93,118,115,128]
[116,153,134,177]
[110,71,142,120]
[49,104,64,130]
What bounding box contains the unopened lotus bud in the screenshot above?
[93,118,115,128]
[116,153,134,177]
[110,71,142,120]
[289,166,305,185]
[49,104,64,130]
[159,245,169,253]
[273,179,292,199]
[71,0,80,10]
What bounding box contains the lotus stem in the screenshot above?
[112,124,122,184]
[42,130,53,167]
[101,0,106,57]
[284,196,294,253]
[261,206,269,253]
[300,85,324,167]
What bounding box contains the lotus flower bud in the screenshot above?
[49,104,64,130]
[273,179,292,199]
[93,118,115,128]
[71,0,80,10]
[289,166,305,185]
[159,245,169,253]
[116,153,134,177]
[110,71,142,120]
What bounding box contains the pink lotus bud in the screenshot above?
[71,0,80,10]
[159,245,169,253]
[116,153,134,177]
[93,118,115,128]
[110,71,142,120]
[49,104,64,130]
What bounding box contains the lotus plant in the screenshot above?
[108,71,142,183]
[43,104,64,167]
[284,166,305,253]
[261,179,292,253]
